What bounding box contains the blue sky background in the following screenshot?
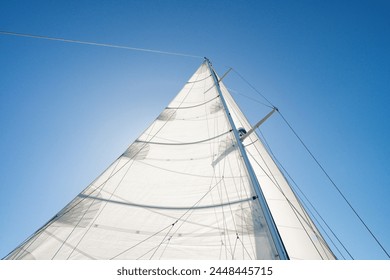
[0,0,389,259]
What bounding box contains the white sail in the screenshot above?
[220,83,336,260]
[5,60,335,260]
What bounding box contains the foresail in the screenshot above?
[6,61,283,260]
[219,82,336,260]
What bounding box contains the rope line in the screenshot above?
[0,30,203,59]
[110,224,173,259]
[277,111,390,259]
[231,68,275,107]
[226,87,273,109]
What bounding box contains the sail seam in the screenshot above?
[186,74,212,83]
[136,130,231,146]
[78,193,254,210]
[166,95,218,109]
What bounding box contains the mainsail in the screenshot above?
[5,60,335,260]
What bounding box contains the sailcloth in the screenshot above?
[5,60,335,260]
[220,82,336,260]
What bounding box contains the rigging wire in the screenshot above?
[0,30,203,59]
[232,68,390,259]
[278,112,390,259]
[225,87,274,109]
[258,129,352,259]
[231,68,275,108]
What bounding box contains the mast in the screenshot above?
[205,58,289,260]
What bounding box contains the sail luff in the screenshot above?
[205,58,289,260]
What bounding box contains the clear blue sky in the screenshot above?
[0,0,389,259]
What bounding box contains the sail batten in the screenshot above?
[5,60,336,260]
